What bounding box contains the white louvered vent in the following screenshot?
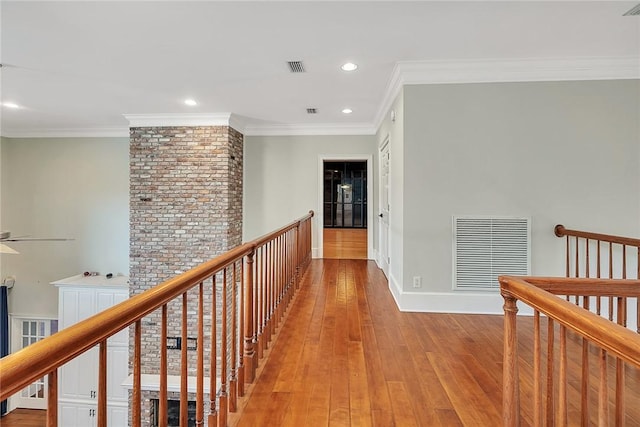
[623,3,640,16]
[453,216,530,291]
[287,61,305,73]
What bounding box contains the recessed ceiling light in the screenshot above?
[184,99,197,106]
[341,62,358,72]
[2,102,20,109]
[342,108,353,114]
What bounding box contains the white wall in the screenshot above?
[243,134,377,256]
[0,137,129,318]
[394,79,640,313]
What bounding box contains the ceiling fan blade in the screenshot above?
[3,238,74,242]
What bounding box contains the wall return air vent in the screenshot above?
[453,216,530,291]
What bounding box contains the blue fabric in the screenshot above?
[0,285,8,416]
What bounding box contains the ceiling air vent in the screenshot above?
[306,108,318,114]
[287,61,305,73]
[623,3,640,15]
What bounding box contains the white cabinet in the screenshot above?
[53,274,129,427]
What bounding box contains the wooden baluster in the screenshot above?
[597,241,602,315]
[134,320,142,427]
[558,325,567,427]
[533,311,542,427]
[257,246,264,360]
[599,349,609,426]
[181,293,188,427]
[208,275,218,427]
[219,268,229,427]
[238,260,245,397]
[502,293,520,427]
[197,282,204,425]
[546,319,555,426]
[270,239,276,336]
[294,225,300,290]
[623,244,627,279]
[586,238,590,278]
[574,237,580,304]
[47,370,57,427]
[243,251,256,383]
[616,297,626,426]
[609,242,614,321]
[275,235,281,328]
[97,341,107,427]
[565,235,570,277]
[581,297,590,427]
[160,307,168,427]
[229,263,238,413]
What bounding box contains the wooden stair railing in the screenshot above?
[500,276,640,427]
[555,224,640,425]
[0,210,314,427]
[501,225,640,426]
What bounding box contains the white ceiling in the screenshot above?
[1,1,639,137]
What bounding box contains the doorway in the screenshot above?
[322,161,367,259]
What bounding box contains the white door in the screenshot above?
[379,140,390,277]
[11,318,57,409]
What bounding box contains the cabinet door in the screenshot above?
[96,290,129,346]
[107,346,129,402]
[59,347,98,400]
[108,405,128,427]
[60,288,95,328]
[59,401,97,427]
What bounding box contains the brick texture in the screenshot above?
[129,125,243,425]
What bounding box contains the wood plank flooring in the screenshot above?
[323,228,367,259]
[234,259,640,426]
[4,259,640,426]
[0,409,46,427]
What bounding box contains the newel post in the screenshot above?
[502,290,521,427]
[243,250,256,383]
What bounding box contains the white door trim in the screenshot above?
[317,154,374,259]
[378,137,390,276]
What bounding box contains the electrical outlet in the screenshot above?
[413,276,421,288]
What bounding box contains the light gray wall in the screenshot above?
[402,80,640,297]
[243,134,377,255]
[1,137,129,318]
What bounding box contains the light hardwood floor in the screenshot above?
[4,259,640,426]
[0,409,46,427]
[323,228,367,259]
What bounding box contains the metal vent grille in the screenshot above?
[306,108,317,114]
[287,61,305,73]
[453,216,530,291]
[624,3,640,15]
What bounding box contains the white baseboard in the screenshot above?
[387,273,534,315]
[312,247,321,259]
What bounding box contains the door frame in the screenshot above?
[317,154,373,259]
[8,314,58,411]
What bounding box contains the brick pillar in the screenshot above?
[129,125,243,425]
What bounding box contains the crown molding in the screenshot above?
[123,113,234,128]
[373,56,640,130]
[242,122,377,136]
[1,127,129,138]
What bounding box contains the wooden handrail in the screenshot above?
[554,224,640,248]
[0,210,314,403]
[500,275,640,371]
